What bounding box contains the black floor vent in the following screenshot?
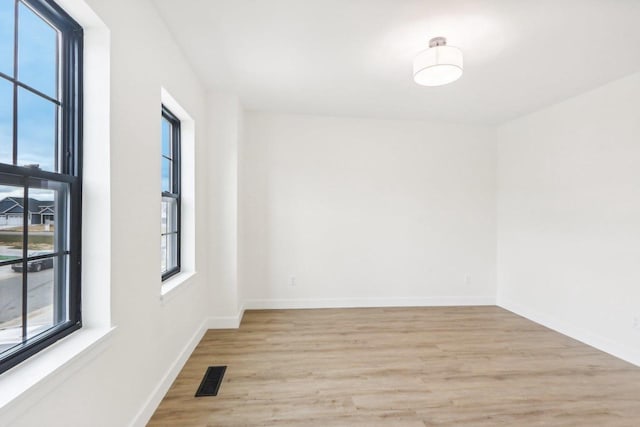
[195,366,227,397]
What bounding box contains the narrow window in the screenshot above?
[161,106,180,280]
[0,0,82,374]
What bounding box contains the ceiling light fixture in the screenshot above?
[413,37,463,87]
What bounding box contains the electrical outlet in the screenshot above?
[464,275,471,286]
[289,276,296,287]
[633,316,640,330]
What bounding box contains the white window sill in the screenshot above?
[160,270,196,303]
[0,326,115,421]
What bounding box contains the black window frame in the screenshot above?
[161,106,181,281]
[0,0,82,375]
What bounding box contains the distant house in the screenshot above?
[0,197,55,226]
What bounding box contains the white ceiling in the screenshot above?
[152,0,640,125]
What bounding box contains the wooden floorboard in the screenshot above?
[148,306,640,426]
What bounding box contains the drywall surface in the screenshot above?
[1,0,215,425]
[240,112,497,307]
[497,71,640,366]
[206,93,243,322]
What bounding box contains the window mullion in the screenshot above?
[12,0,18,166]
[20,181,27,341]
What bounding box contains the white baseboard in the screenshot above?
[243,296,496,310]
[129,319,208,427]
[498,297,640,368]
[207,304,246,329]
[130,296,494,426]
[130,304,246,427]
[131,295,639,427]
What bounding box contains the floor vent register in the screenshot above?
[195,366,227,397]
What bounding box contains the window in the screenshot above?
[161,106,180,280]
[0,0,82,374]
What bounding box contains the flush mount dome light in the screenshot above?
[413,37,463,86]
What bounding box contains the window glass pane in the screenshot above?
[27,183,67,253]
[0,0,14,76]
[161,157,171,193]
[161,233,178,274]
[160,234,167,273]
[167,232,178,271]
[0,180,25,247]
[0,261,22,355]
[161,199,167,235]
[161,197,177,235]
[26,255,66,339]
[17,87,57,172]
[0,180,25,356]
[162,117,171,158]
[17,2,57,98]
[24,182,69,341]
[0,77,12,164]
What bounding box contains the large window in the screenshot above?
[0,0,82,374]
[161,106,180,280]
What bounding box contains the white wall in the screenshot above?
[206,93,243,323]
[3,1,638,424]
[497,71,640,366]
[0,0,229,425]
[240,113,497,308]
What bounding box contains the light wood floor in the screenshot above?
[149,307,640,426]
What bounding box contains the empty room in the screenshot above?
[1,0,639,425]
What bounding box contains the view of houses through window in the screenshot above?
[0,0,82,373]
[0,190,60,354]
